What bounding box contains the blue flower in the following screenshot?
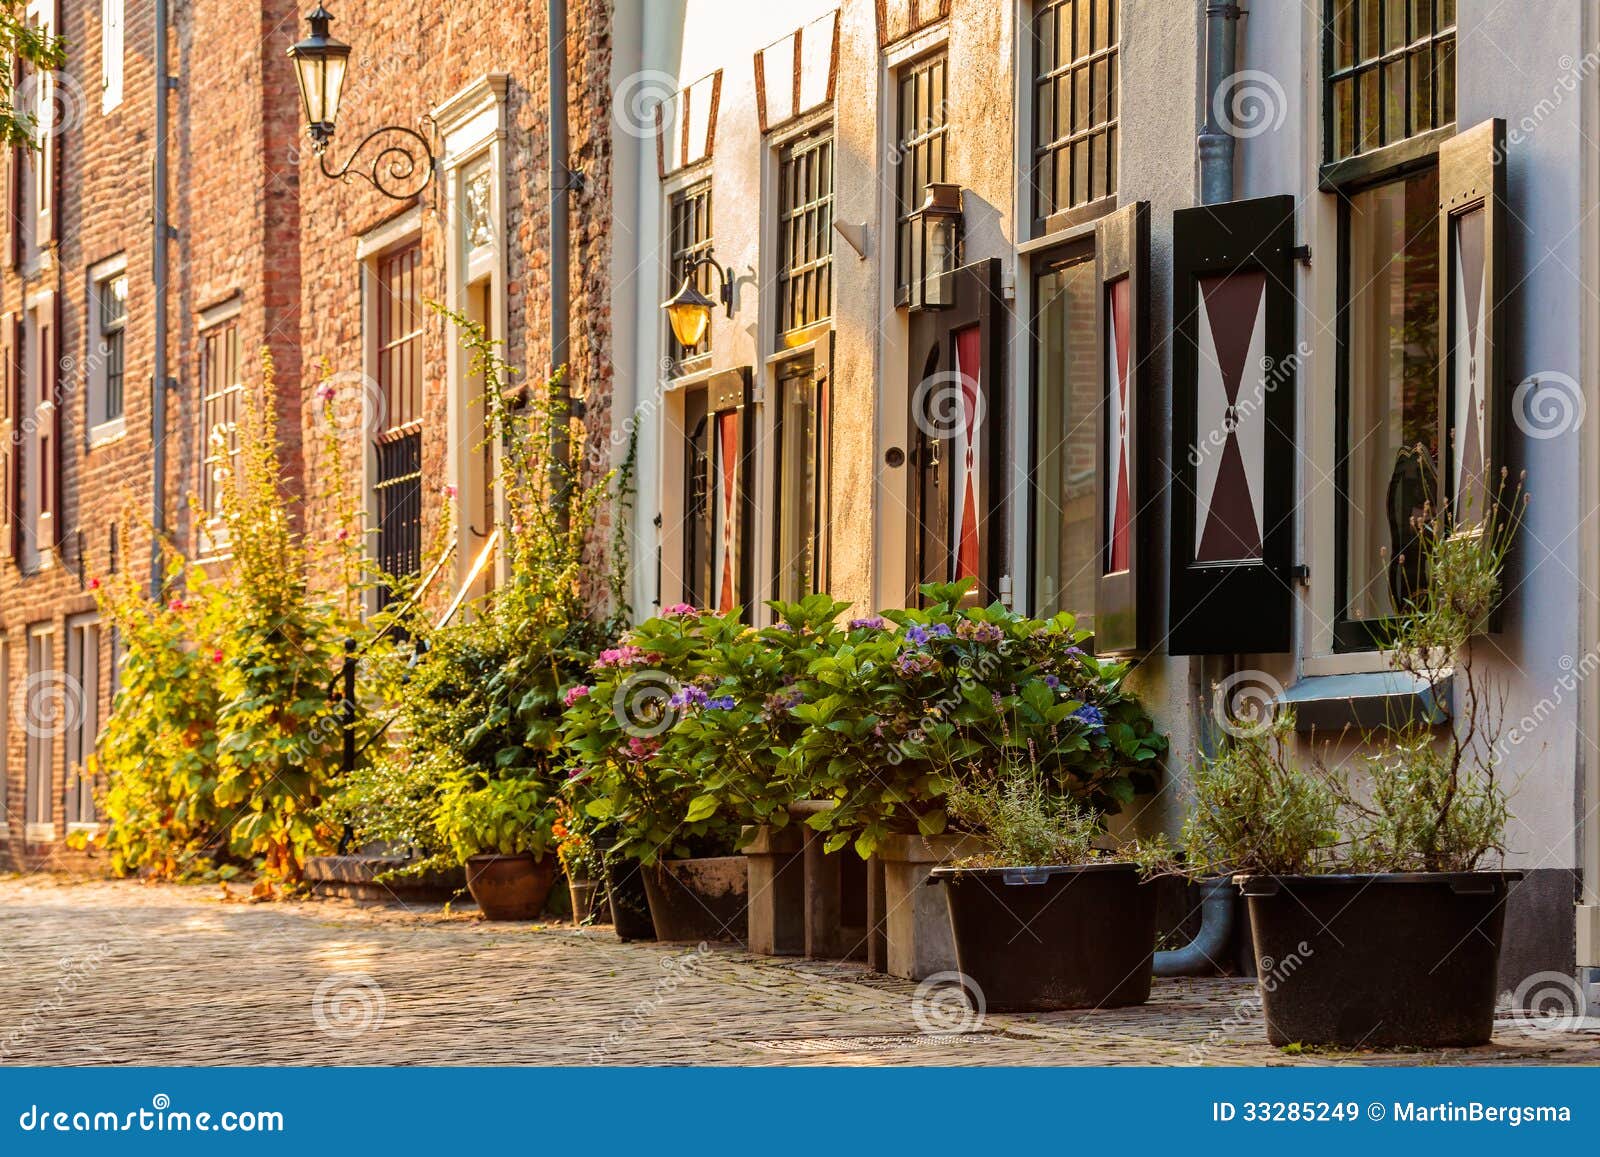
[706,695,737,711]
[1071,704,1106,733]
[1043,675,1060,690]
[668,685,710,710]
[905,623,931,646]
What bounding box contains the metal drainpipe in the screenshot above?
[548,0,572,517]
[149,0,172,597]
[1197,1,1242,207]
[1154,0,1245,979]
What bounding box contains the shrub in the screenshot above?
[96,354,365,885]
[1182,470,1525,877]
[326,311,629,873]
[783,580,1164,857]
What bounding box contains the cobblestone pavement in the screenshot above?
[0,876,1595,1066]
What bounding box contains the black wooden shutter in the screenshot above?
[1437,119,1506,527]
[706,366,755,621]
[1168,195,1298,655]
[1093,201,1150,654]
[813,332,834,594]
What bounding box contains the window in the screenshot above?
[894,53,948,300]
[1326,0,1455,165]
[24,624,52,836]
[101,0,124,112]
[675,372,750,614]
[667,181,714,363]
[32,303,56,552]
[1030,246,1099,623]
[28,2,53,241]
[777,131,833,340]
[681,388,712,608]
[773,354,830,601]
[91,264,127,433]
[199,320,242,531]
[374,242,424,605]
[1337,166,1439,638]
[64,614,100,827]
[1032,0,1118,233]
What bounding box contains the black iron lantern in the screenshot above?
[908,182,963,311]
[287,5,350,154]
[287,5,434,199]
[661,252,734,349]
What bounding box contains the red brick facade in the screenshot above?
[0,0,614,872]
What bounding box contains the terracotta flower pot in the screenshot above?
[464,853,555,921]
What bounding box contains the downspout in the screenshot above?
[1197,1,1242,206]
[548,0,573,515]
[1154,0,1245,978]
[149,0,172,596]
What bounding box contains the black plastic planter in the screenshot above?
[604,857,656,942]
[642,856,749,943]
[928,863,1156,1011]
[1239,872,1520,1048]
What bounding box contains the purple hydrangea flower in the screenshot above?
[1043,675,1061,690]
[1072,704,1106,733]
[849,616,889,631]
[706,695,737,711]
[668,685,710,709]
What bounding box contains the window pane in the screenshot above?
[1031,254,1098,625]
[1334,0,1357,70]
[1343,167,1440,623]
[775,358,819,601]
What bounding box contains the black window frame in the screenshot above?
[776,128,834,341]
[1325,0,1456,651]
[893,51,949,305]
[1030,0,1119,237]
[1026,235,1098,625]
[1321,0,1456,185]
[667,179,715,366]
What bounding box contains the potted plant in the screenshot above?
[562,609,750,942]
[1184,473,1526,1047]
[553,804,609,926]
[664,594,849,954]
[437,774,559,921]
[928,753,1161,1011]
[784,579,1165,978]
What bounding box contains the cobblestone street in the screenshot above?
[0,877,1595,1067]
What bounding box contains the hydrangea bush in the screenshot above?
[781,580,1165,858]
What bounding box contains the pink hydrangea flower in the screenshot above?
[661,603,697,618]
[563,684,591,707]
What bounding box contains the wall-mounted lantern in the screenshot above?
[288,5,435,200]
[908,182,964,311]
[661,251,735,349]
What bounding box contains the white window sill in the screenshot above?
[88,417,126,448]
[24,823,57,842]
[1299,651,1393,678]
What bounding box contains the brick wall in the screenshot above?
[1,0,614,873]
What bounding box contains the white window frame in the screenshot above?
[101,0,124,113]
[64,612,100,831]
[23,622,55,842]
[27,0,54,245]
[433,74,509,599]
[87,253,128,445]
